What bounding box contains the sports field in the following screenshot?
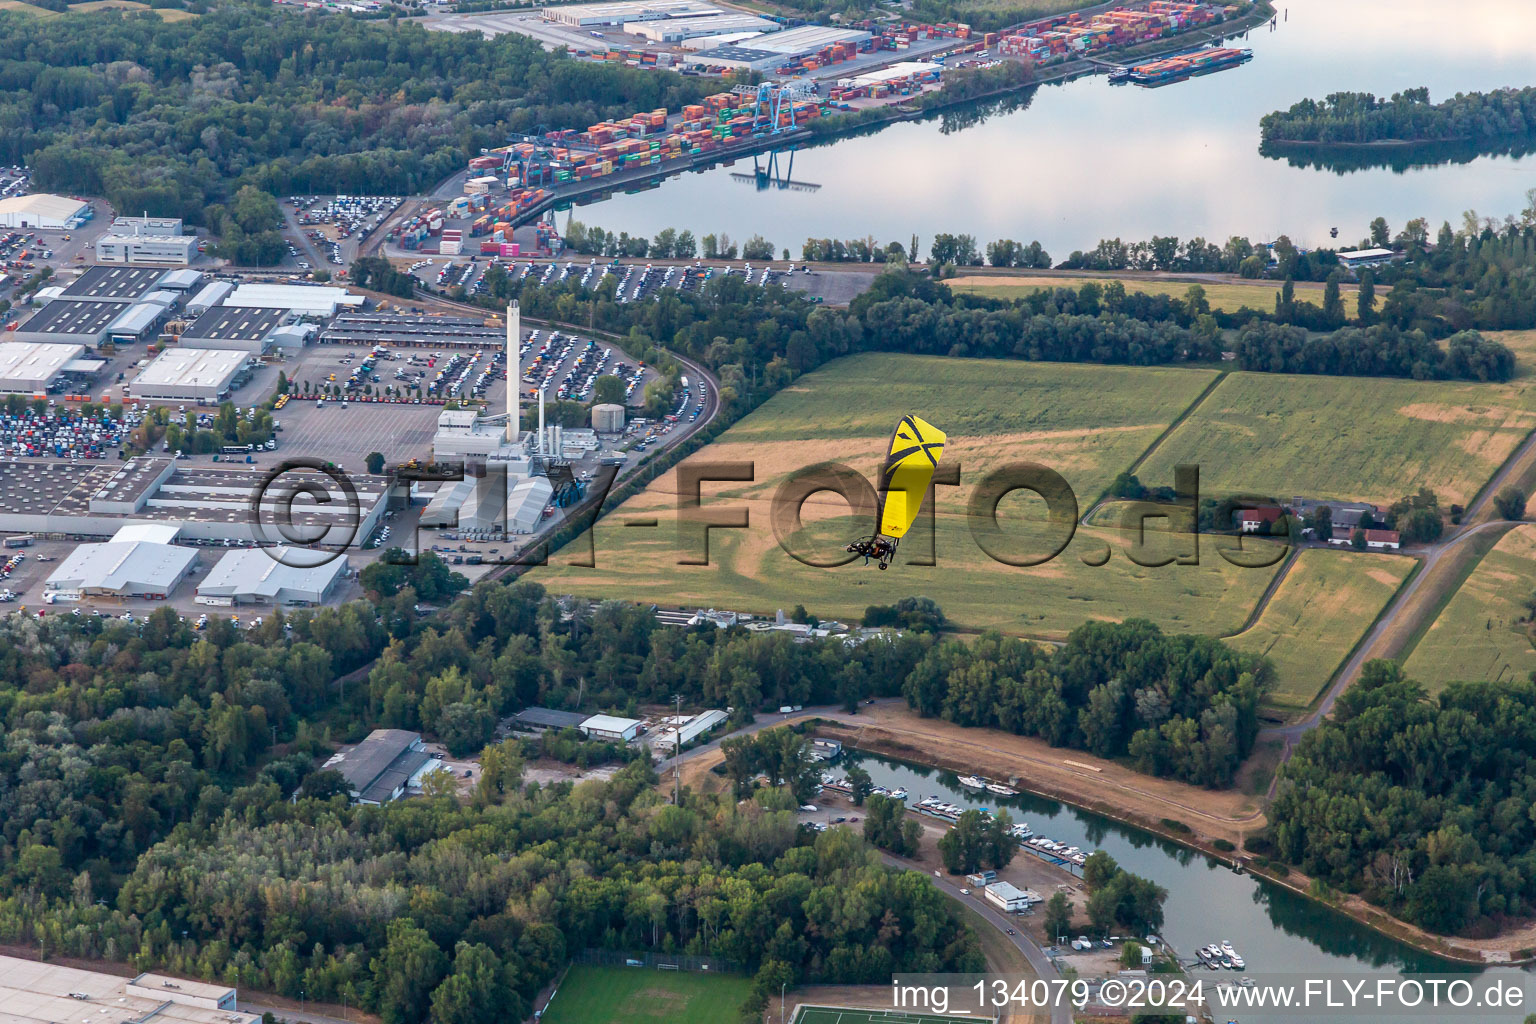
[1227,549,1415,709]
[947,274,1357,319]
[1402,525,1536,691]
[793,1007,995,1024]
[540,965,753,1024]
[536,354,1284,636]
[1136,370,1536,507]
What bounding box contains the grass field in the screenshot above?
[1135,370,1536,507]
[1402,525,1536,691]
[66,0,198,16]
[540,966,753,1024]
[947,274,1358,319]
[793,1008,995,1024]
[1227,549,1415,708]
[536,354,1286,637]
[0,0,61,15]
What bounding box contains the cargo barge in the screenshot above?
[1109,45,1252,85]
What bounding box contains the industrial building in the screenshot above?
[96,233,197,265]
[652,709,728,748]
[0,193,90,230]
[543,0,719,26]
[323,729,446,804]
[111,215,185,236]
[0,342,85,395]
[178,304,288,353]
[591,402,626,432]
[685,25,870,70]
[0,954,258,1024]
[510,707,591,732]
[580,714,644,742]
[196,546,348,606]
[319,312,503,348]
[10,300,135,348]
[156,268,204,292]
[129,347,249,404]
[185,280,234,315]
[625,11,776,40]
[225,282,364,317]
[984,880,1041,913]
[43,523,198,601]
[0,457,388,544]
[60,265,166,301]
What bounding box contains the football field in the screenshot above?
[793,1008,996,1024]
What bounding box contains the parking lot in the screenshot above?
[269,396,445,472]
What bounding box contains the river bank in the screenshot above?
[805,712,1536,967]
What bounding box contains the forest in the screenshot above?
[1264,662,1536,937]
[1260,87,1536,147]
[0,2,719,223]
[901,623,1270,788]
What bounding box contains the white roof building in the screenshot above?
[507,475,554,534]
[226,283,364,317]
[0,193,90,230]
[984,880,1041,913]
[0,342,84,396]
[580,714,643,741]
[0,954,258,1024]
[653,709,728,748]
[44,525,197,600]
[129,347,248,403]
[197,546,348,606]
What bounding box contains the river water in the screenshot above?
[566,0,1536,259]
[844,749,1532,1022]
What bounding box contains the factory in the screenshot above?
[324,729,446,805]
[185,280,234,315]
[128,347,250,404]
[0,341,86,396]
[178,304,289,353]
[10,266,178,348]
[0,192,91,230]
[625,11,777,41]
[580,713,644,742]
[196,546,348,606]
[0,954,259,1024]
[543,0,719,27]
[0,456,389,544]
[43,524,199,601]
[652,709,728,748]
[225,282,365,317]
[685,25,870,70]
[96,232,198,265]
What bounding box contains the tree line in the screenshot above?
[1261,87,1536,147]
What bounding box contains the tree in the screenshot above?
[1351,528,1368,550]
[365,451,386,475]
[1358,269,1376,323]
[1083,850,1120,891]
[1370,217,1391,247]
[1494,486,1527,521]
[1120,941,1144,969]
[592,375,626,406]
[371,919,447,1024]
[429,943,515,1024]
[1043,892,1073,941]
[845,764,873,806]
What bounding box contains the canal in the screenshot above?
[842,748,1532,1022]
[565,0,1536,259]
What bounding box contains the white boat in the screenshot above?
[957,775,986,790]
[890,788,908,800]
[985,782,1018,796]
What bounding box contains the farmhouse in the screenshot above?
[1237,507,1284,533]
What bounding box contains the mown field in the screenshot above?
[68,0,199,17]
[947,274,1358,319]
[1136,370,1536,507]
[1403,525,1536,691]
[541,966,753,1024]
[537,354,1286,637]
[1227,548,1415,709]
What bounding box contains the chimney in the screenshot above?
[506,302,519,444]
[538,384,546,455]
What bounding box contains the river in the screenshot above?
[843,749,1533,1023]
[561,0,1536,259]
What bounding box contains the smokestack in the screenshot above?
[506,302,519,444]
[538,385,546,455]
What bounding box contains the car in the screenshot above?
[959,888,971,895]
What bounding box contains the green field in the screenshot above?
[1136,370,1536,507]
[1227,548,1415,709]
[1403,525,1536,691]
[536,354,1289,637]
[540,965,753,1024]
[793,1008,995,1024]
[948,274,1357,319]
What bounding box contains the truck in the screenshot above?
[778,705,804,714]
[2,535,35,548]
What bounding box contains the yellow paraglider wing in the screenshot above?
[877,415,945,540]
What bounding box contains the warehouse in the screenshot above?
[226,282,365,317]
[111,215,185,236]
[156,268,205,292]
[0,342,85,396]
[320,312,503,348]
[186,281,234,315]
[196,546,348,606]
[59,265,166,301]
[625,12,776,41]
[129,347,249,403]
[984,880,1041,913]
[96,232,198,265]
[104,301,170,345]
[0,955,259,1024]
[179,304,287,353]
[686,25,869,70]
[0,193,90,230]
[10,299,131,348]
[510,707,591,732]
[580,714,643,742]
[543,0,719,26]
[506,475,554,534]
[43,524,198,601]
[324,729,446,804]
[653,709,728,748]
